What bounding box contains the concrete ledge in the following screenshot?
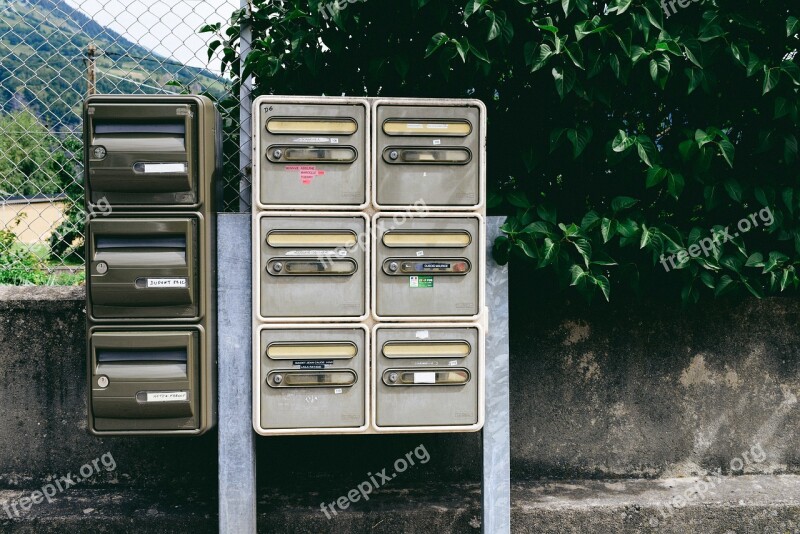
[250,476,799,533]
[0,488,214,533]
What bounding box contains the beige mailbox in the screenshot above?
[372,213,484,321]
[254,324,368,435]
[372,323,484,432]
[372,98,485,210]
[254,96,369,210]
[257,213,369,321]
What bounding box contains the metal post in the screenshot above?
[86,43,96,96]
[482,216,511,534]
[238,0,253,212]
[217,214,257,534]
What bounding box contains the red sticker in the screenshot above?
[286,165,325,184]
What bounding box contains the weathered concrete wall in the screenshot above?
[0,285,798,495]
[510,283,800,480]
[0,286,216,495]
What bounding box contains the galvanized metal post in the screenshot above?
[219,0,256,530]
[482,216,511,534]
[217,214,257,534]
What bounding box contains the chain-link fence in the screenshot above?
[0,0,248,285]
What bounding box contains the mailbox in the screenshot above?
[87,215,209,321]
[372,214,483,321]
[88,326,214,434]
[373,99,485,210]
[84,94,219,436]
[254,96,369,209]
[83,95,220,210]
[257,213,368,321]
[372,324,483,431]
[254,324,368,434]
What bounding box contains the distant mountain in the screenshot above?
[0,0,227,132]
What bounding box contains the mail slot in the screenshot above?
[254,97,368,209]
[256,325,368,434]
[373,214,483,320]
[373,324,483,431]
[258,213,368,321]
[88,326,214,434]
[83,94,220,209]
[87,216,202,320]
[373,99,485,209]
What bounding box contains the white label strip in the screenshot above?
[414,372,436,384]
[143,163,186,174]
[146,278,187,288]
[146,391,188,403]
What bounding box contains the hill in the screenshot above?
[0,0,227,131]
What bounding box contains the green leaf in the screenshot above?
[522,221,552,236]
[525,42,552,71]
[714,275,735,296]
[683,41,703,68]
[640,224,651,249]
[723,179,743,203]
[718,139,735,167]
[646,166,668,188]
[493,235,511,264]
[565,42,585,69]
[518,240,537,258]
[611,196,638,212]
[594,274,611,301]
[612,130,636,152]
[763,66,781,95]
[537,202,557,224]
[667,172,685,199]
[567,126,593,158]
[788,16,799,37]
[507,191,531,209]
[464,0,484,21]
[686,68,704,94]
[552,66,576,100]
[601,218,617,243]
[581,210,601,231]
[542,238,559,264]
[562,0,574,16]
[573,238,592,267]
[425,32,449,57]
[635,135,658,167]
[613,0,632,15]
[745,252,764,267]
[570,264,588,286]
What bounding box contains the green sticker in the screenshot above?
[410,275,433,288]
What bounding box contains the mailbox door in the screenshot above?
[374,215,481,319]
[89,328,201,432]
[374,102,482,208]
[374,325,480,428]
[88,217,199,320]
[257,100,367,208]
[258,326,367,432]
[259,214,367,320]
[85,100,203,207]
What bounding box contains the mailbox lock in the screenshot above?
[95,262,108,275]
[272,148,283,160]
[91,146,107,160]
[272,262,283,273]
[388,261,398,272]
[388,150,399,160]
[273,374,283,385]
[388,372,398,383]
[97,376,109,388]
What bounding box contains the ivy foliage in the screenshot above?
[203,0,800,303]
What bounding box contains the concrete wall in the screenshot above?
[0,285,797,497]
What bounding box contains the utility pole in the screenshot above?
[87,43,96,96]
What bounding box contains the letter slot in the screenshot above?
[373,100,484,208]
[88,217,198,320]
[257,325,368,434]
[373,325,483,431]
[255,98,368,208]
[90,329,203,433]
[84,95,220,208]
[259,215,367,320]
[373,215,482,320]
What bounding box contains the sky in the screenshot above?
[64,0,240,70]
